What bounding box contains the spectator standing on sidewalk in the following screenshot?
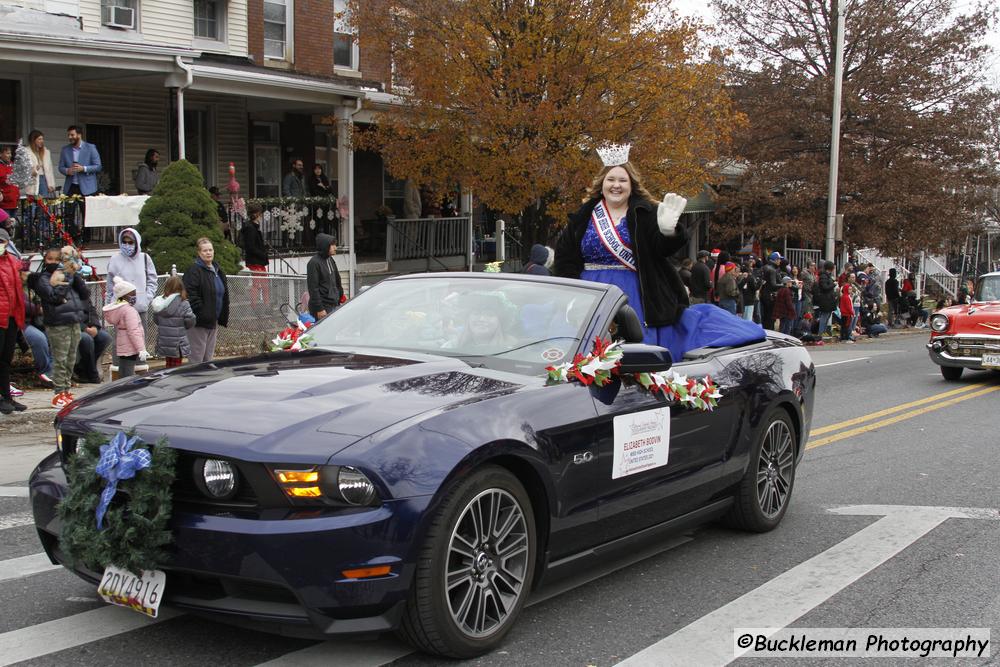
[838,284,856,342]
[689,250,711,304]
[102,277,146,378]
[242,203,270,309]
[758,251,783,330]
[814,260,839,337]
[738,262,760,321]
[800,259,816,321]
[716,261,739,314]
[35,244,88,407]
[0,228,26,414]
[152,275,195,368]
[885,268,901,326]
[774,276,797,335]
[306,233,344,320]
[106,227,156,370]
[183,238,229,363]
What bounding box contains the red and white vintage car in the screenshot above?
[927,271,1000,380]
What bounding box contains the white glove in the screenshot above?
[657,193,687,236]
[138,350,149,363]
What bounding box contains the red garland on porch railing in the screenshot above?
[26,195,79,248]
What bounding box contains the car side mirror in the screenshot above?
[618,343,672,374]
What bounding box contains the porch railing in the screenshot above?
[385,216,473,268]
[921,255,958,299]
[244,196,344,254]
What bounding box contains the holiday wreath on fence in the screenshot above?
[58,431,176,575]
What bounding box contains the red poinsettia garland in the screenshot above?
[546,337,721,411]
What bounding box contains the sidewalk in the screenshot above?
[803,325,928,348]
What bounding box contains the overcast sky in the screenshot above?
[671,0,1000,86]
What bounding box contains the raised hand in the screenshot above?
[657,193,687,236]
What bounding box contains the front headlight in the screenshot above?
[930,314,949,332]
[337,467,378,506]
[195,458,239,500]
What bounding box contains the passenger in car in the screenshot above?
[554,144,765,360]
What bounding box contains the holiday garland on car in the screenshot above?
[546,337,722,411]
[58,431,176,575]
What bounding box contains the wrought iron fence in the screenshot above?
[784,247,823,271]
[83,273,310,358]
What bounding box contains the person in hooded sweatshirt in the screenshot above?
[151,275,195,368]
[522,244,554,276]
[306,233,344,320]
[102,276,146,378]
[182,237,229,363]
[105,227,156,369]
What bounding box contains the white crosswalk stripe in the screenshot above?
[0,605,181,666]
[0,553,62,583]
[254,639,413,667]
[0,512,34,530]
[0,487,29,498]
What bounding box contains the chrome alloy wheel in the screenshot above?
[445,488,529,638]
[756,419,795,518]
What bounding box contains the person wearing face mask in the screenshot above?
[0,228,27,414]
[102,276,146,378]
[34,244,89,407]
[105,227,156,370]
[554,144,764,360]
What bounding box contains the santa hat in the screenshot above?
[112,275,137,300]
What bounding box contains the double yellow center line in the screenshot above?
[807,381,1000,449]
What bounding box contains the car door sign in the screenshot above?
[612,407,670,479]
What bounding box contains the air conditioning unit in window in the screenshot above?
[101,5,136,29]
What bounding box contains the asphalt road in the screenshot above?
[1,332,997,666]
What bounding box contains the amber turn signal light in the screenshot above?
[341,565,392,579]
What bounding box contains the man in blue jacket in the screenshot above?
[58,125,102,242]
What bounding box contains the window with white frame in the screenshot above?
[101,0,138,30]
[333,0,358,70]
[264,0,291,60]
[194,0,226,41]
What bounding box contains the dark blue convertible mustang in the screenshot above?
[30,273,814,657]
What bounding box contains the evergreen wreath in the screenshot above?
[58,431,177,575]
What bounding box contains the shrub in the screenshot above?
[137,160,241,276]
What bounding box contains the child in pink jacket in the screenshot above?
[102,276,147,377]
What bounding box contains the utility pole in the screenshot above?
[825,0,846,264]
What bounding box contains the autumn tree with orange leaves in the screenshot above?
[348,0,741,249]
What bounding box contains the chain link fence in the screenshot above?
[86,273,309,358]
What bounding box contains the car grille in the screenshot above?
[945,337,1000,359]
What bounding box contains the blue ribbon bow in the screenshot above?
[94,432,152,530]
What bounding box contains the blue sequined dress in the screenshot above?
[579,215,765,360]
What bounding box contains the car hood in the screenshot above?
[938,302,1000,334]
[61,349,524,462]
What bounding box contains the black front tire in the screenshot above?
[940,365,963,381]
[726,410,797,532]
[398,465,536,658]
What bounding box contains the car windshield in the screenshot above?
[308,277,603,375]
[974,276,1000,302]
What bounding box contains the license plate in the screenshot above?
[983,353,1000,368]
[98,564,166,618]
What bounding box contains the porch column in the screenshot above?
[337,102,356,296]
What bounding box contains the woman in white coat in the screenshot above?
[25,130,55,197]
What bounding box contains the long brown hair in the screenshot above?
[583,162,657,204]
[27,130,44,160]
[162,275,187,300]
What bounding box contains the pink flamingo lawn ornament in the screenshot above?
[227,162,246,218]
